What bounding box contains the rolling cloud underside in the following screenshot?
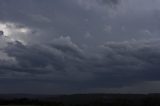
[0,0,159,93]
[1,38,160,88]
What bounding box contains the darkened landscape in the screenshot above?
[0,94,160,106]
[0,0,160,105]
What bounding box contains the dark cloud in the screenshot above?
[0,0,122,46]
[0,31,4,37]
[1,39,160,92]
[0,0,159,46]
[3,38,92,80]
[0,0,160,93]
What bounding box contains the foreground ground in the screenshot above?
[0,94,160,106]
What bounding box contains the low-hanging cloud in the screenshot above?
[1,38,160,90]
[0,0,160,93]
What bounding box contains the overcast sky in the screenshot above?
[0,0,160,94]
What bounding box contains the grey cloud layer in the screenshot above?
[1,38,160,90]
[0,0,159,46]
[0,0,121,46]
[0,0,160,93]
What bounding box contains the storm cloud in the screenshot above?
[0,38,160,93]
[0,0,160,94]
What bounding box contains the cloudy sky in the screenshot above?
[0,0,160,94]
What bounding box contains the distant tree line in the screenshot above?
[0,94,160,106]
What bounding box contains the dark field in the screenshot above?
[0,94,160,106]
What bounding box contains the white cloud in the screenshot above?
[0,21,31,43]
